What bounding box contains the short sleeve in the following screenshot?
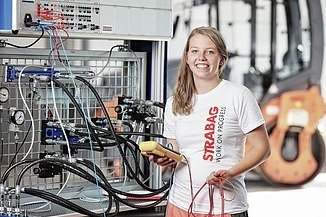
[163,97,176,139]
[236,88,265,134]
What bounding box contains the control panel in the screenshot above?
[0,0,172,40]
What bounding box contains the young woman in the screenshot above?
[149,26,271,217]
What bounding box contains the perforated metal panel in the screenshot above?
[0,47,158,215]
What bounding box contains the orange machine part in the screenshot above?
[95,97,119,120]
[95,97,124,177]
[259,86,324,184]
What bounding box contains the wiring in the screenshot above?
[15,157,169,214]
[0,159,35,184]
[51,78,104,151]
[73,76,154,182]
[0,108,4,163]
[171,155,237,217]
[0,19,170,216]
[18,66,36,162]
[50,78,72,160]
[2,27,45,48]
[55,28,110,216]
[8,97,33,168]
[2,64,168,216]
[8,78,37,167]
[96,45,128,76]
[21,172,71,213]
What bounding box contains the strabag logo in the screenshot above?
[202,106,226,162]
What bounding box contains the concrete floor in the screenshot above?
[246,130,326,217]
[247,172,326,217]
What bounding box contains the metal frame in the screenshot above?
[0,47,155,215]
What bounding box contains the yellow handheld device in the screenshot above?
[139,141,183,162]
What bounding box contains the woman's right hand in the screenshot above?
[148,155,177,167]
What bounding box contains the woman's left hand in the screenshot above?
[206,170,233,186]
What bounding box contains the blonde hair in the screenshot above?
[172,26,228,115]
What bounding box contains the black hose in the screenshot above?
[18,158,168,210]
[152,101,165,109]
[73,76,155,190]
[52,78,104,151]
[0,159,35,184]
[76,158,170,209]
[22,187,119,217]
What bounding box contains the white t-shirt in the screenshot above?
[163,79,265,214]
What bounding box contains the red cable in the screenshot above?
[218,181,225,217]
[187,180,226,217]
[174,156,235,216]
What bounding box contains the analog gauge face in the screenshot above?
[0,87,9,103]
[11,110,26,125]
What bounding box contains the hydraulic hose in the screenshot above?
[22,187,119,217]
[0,159,36,184]
[52,78,104,151]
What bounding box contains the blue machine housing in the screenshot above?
[0,1,12,30]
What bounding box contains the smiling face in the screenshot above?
[186,34,223,86]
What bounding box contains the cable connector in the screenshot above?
[118,44,129,52]
[0,39,7,47]
[24,13,38,28]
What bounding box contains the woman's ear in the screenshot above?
[219,59,224,65]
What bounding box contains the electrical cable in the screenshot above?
[8,79,35,168]
[70,126,150,181]
[20,200,52,213]
[50,77,72,160]
[2,29,169,216]
[44,27,59,65]
[67,118,161,181]
[18,66,36,161]
[51,78,104,151]
[51,30,108,215]
[3,27,44,48]
[57,27,110,215]
[96,45,127,76]
[75,76,164,181]
[26,171,72,213]
[73,76,157,191]
[0,108,4,163]
[17,158,167,213]
[22,187,118,217]
[0,159,35,184]
[116,132,164,138]
[78,158,168,200]
[8,150,169,216]
[55,48,105,216]
[11,76,167,214]
[46,27,69,64]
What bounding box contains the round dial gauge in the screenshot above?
[11,110,26,125]
[0,87,9,103]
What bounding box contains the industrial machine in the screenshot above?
[0,0,171,216]
[0,1,325,216]
[169,0,326,186]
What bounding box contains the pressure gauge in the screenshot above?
[11,110,26,125]
[0,87,9,103]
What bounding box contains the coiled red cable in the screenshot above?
[183,156,235,217]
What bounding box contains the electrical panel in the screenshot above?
[0,0,172,40]
[0,46,167,216]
